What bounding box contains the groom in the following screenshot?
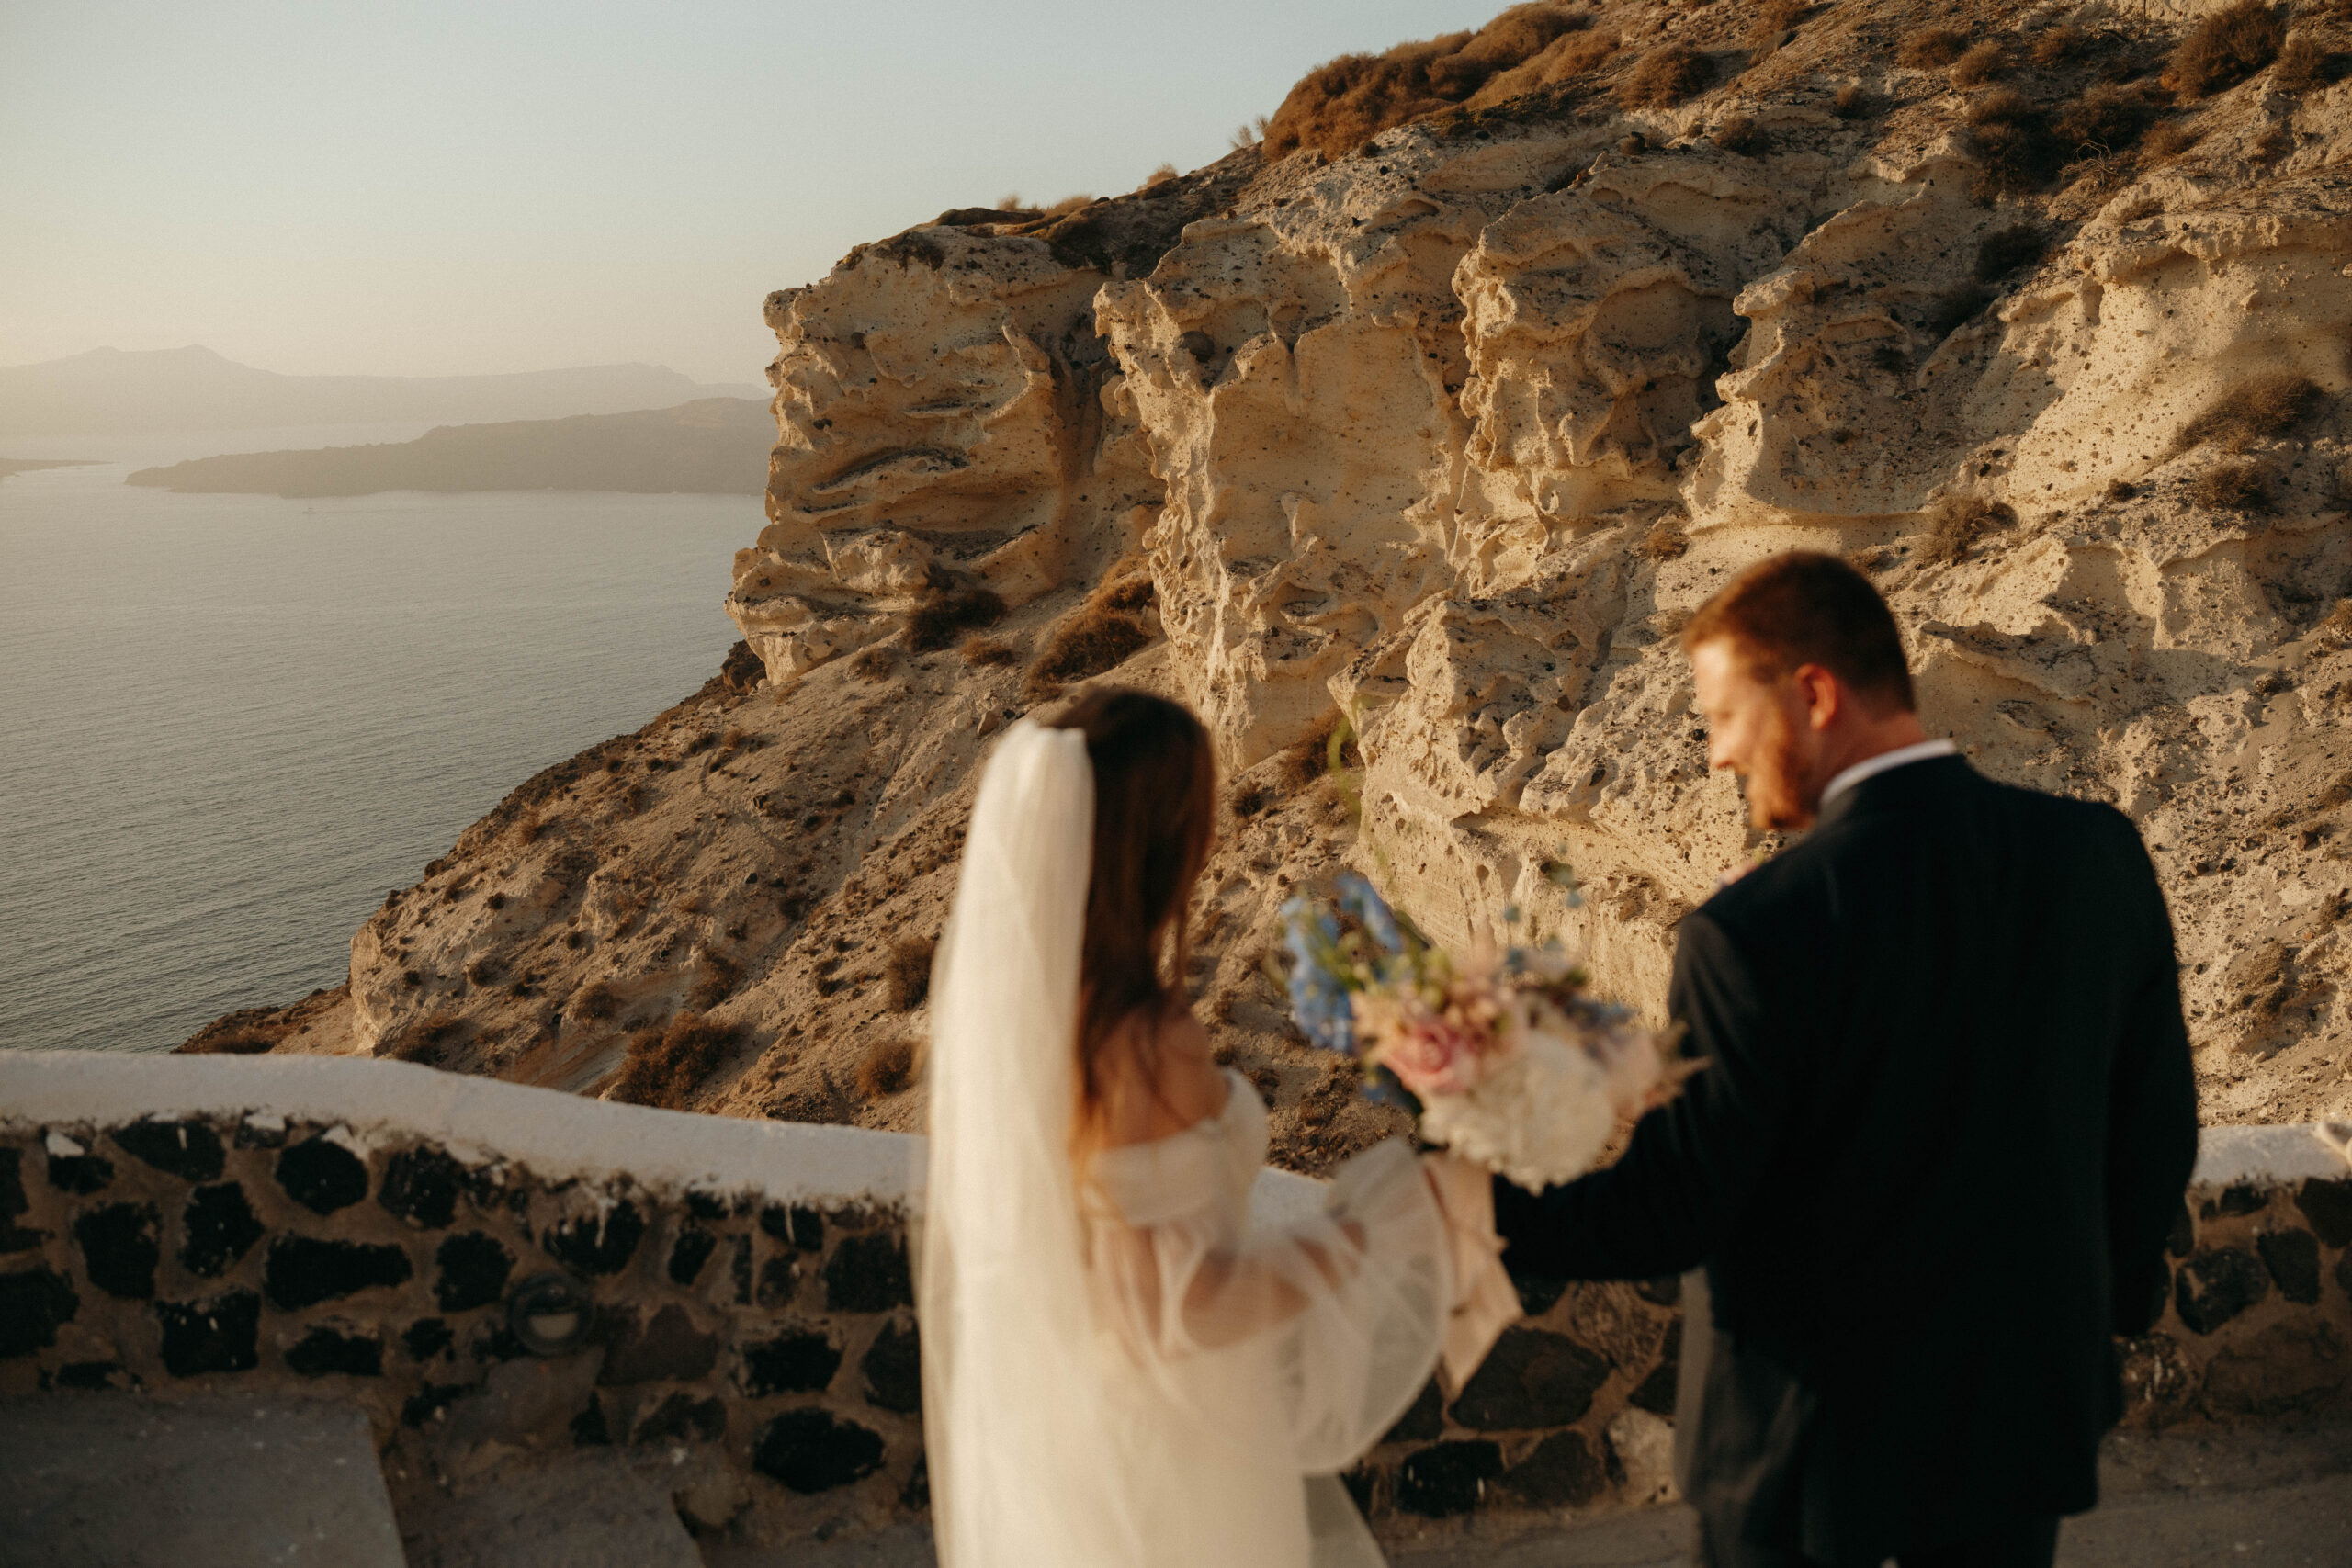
[1493,553,2198,1567]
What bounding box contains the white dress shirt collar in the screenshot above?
[1820,738,1960,808]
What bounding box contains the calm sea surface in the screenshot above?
[0,427,756,1054]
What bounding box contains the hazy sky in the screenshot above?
[3,1,1503,386]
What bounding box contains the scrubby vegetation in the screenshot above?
[1617,44,1714,109]
[908,585,1008,652]
[1027,574,1157,696]
[610,1012,739,1106]
[854,1035,918,1098]
[884,934,935,1012]
[1924,495,2018,565]
[2164,0,2285,99]
[961,635,1020,668]
[1260,3,1612,160]
[2177,375,2329,454]
[2193,463,2276,513]
[1951,41,2007,87]
[1898,28,1966,69]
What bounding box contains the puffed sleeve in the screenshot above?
[1084,1135,1485,1474]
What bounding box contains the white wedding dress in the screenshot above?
[921,721,1476,1568]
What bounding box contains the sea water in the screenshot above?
[0,434,756,1054]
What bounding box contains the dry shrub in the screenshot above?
[1746,0,1810,56]
[850,645,897,682]
[610,1012,740,1107]
[575,980,621,1021]
[1834,83,1875,118]
[1041,195,1093,219]
[2141,119,2203,160]
[392,1013,467,1065]
[2275,33,2349,93]
[1973,224,2046,282]
[621,782,646,815]
[2251,121,2294,162]
[2192,463,2275,512]
[177,1025,274,1055]
[993,192,1039,216]
[514,812,543,846]
[1261,6,1603,160]
[1965,88,2064,195]
[2033,24,2086,66]
[690,950,742,1010]
[1951,41,2007,87]
[2177,375,2328,453]
[2106,478,2140,502]
[1028,576,1156,695]
[1617,44,1715,109]
[1923,495,2017,564]
[1900,28,1967,69]
[2164,0,2284,100]
[1639,522,1691,560]
[1276,712,1362,795]
[961,636,1020,668]
[908,585,1007,652]
[1139,163,1179,190]
[885,934,935,1011]
[1713,114,1768,155]
[2052,83,2161,156]
[855,1036,919,1099]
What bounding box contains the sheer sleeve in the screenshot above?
[1084,1134,1466,1475]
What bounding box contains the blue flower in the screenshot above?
[1281,896,1356,1055]
[1333,872,1403,957]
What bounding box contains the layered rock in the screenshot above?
[209,0,2352,1141]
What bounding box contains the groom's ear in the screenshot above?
[1790,663,1845,731]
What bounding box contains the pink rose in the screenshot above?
[1382,1017,1488,1098]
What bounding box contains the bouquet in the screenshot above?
[1279,873,1683,1190]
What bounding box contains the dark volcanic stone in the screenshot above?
[740,1328,841,1396]
[761,1204,824,1252]
[2297,1179,2352,1248]
[113,1121,225,1182]
[1448,1327,1611,1430]
[730,1236,753,1305]
[758,1257,799,1308]
[180,1183,265,1277]
[633,1393,726,1444]
[402,1382,467,1428]
[287,1327,383,1378]
[2175,1247,2269,1335]
[378,1146,464,1229]
[752,1408,886,1493]
[901,1454,929,1512]
[861,1319,921,1414]
[434,1232,513,1313]
[1396,1439,1503,1517]
[0,1268,79,1358]
[265,1235,413,1310]
[155,1291,261,1375]
[277,1136,368,1214]
[53,1361,124,1391]
[1630,1320,1681,1416]
[684,1189,730,1222]
[1512,1275,1568,1317]
[1383,1379,1444,1445]
[2206,1184,2270,1219]
[599,1303,718,1385]
[1505,1428,1608,1507]
[75,1202,161,1299]
[403,1317,455,1360]
[543,1201,645,1275]
[571,1396,610,1446]
[2257,1229,2324,1305]
[45,1149,114,1196]
[824,1233,912,1313]
[2167,1201,2196,1258]
[0,1148,43,1252]
[668,1227,718,1286]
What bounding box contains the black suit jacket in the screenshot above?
[1493,757,2198,1562]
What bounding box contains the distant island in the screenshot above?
[125,398,774,498]
[0,458,96,481]
[0,344,763,437]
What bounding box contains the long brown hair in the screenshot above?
[1046,689,1217,1148]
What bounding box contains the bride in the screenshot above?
[920,689,1512,1567]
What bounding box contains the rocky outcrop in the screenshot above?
[209,0,2352,1144]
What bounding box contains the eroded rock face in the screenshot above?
[215,0,2352,1137]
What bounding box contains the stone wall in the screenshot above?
[3,1051,2347,1551]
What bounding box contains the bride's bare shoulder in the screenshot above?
[1094,1006,1226,1147]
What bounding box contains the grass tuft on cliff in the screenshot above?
[611,1012,740,1107]
[2164,0,2285,99]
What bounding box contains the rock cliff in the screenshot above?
[202,0,2352,1150]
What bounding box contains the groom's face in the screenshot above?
[1690,639,1821,830]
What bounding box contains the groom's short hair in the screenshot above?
[1682,551,1917,713]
